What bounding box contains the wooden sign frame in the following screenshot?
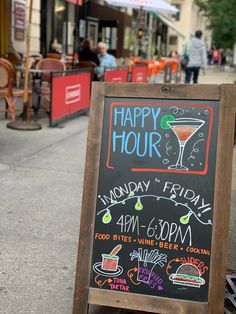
[73,83,236,314]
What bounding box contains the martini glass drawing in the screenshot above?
[167,118,205,171]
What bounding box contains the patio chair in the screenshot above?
[73,61,97,80]
[30,54,42,68]
[4,52,23,87]
[0,58,32,121]
[35,58,66,115]
[4,52,22,66]
[46,53,61,60]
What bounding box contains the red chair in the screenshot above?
[35,58,66,115]
[0,58,32,121]
[46,53,61,60]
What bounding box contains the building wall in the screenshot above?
[11,0,41,54]
[0,0,10,55]
[167,0,212,54]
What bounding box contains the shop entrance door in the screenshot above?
[98,21,117,56]
[87,18,99,50]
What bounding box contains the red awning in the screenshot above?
[66,0,83,5]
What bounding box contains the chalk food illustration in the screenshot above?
[93,244,123,277]
[169,263,205,288]
[130,248,167,284]
[167,118,205,171]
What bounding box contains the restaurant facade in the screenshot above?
[0,0,184,59]
[45,0,182,58]
[40,0,83,55]
[40,0,132,57]
[82,0,132,57]
[0,0,40,56]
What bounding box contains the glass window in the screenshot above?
[169,35,178,45]
[172,4,181,21]
[87,21,98,49]
[54,0,66,48]
[101,27,117,50]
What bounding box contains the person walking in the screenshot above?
[184,30,207,84]
[212,47,221,66]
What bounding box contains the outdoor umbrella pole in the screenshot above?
[73,0,80,64]
[22,0,33,121]
[7,0,41,130]
[137,6,143,57]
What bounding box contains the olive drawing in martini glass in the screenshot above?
[167,118,205,171]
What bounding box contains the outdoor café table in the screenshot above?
[15,66,63,82]
[15,67,64,114]
[134,60,161,82]
[160,57,179,73]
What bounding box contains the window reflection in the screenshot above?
[54,0,66,48]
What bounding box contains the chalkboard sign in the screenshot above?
[73,84,236,314]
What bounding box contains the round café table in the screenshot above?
[15,67,65,116]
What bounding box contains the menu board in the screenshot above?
[14,1,25,41]
[90,98,219,302]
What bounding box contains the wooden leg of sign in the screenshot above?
[208,84,236,313]
[73,83,105,314]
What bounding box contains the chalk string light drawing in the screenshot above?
[97,194,212,226]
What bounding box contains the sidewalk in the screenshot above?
[0,68,235,313]
[194,67,236,274]
[198,66,236,84]
[0,117,88,314]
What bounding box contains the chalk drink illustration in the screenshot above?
[167,118,205,171]
[130,248,167,284]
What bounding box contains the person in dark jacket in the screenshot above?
[79,39,100,65]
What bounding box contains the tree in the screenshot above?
[195,0,236,48]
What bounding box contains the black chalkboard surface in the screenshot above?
[90,98,219,302]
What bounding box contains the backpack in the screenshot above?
[181,40,191,69]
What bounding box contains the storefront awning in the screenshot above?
[66,0,83,5]
[105,0,178,15]
[157,14,185,38]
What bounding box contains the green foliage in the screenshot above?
[195,0,236,48]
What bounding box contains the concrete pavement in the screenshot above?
[0,117,88,313]
[0,68,235,313]
[198,66,236,84]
